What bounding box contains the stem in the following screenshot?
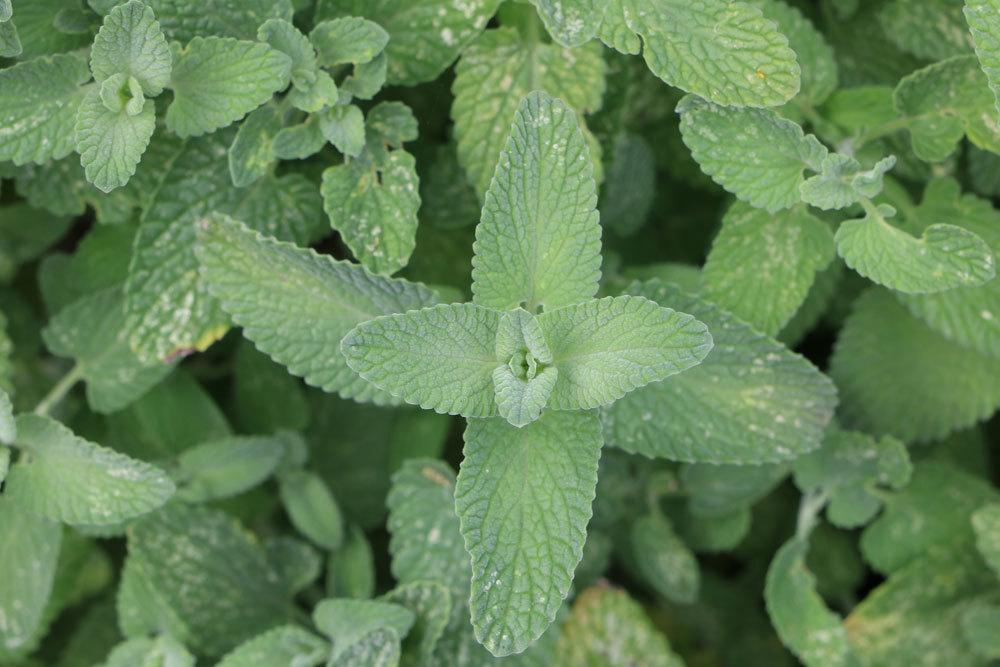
[33,364,83,417]
[795,489,830,541]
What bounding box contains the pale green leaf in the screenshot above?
[341,303,500,417]
[279,470,345,550]
[75,90,156,193]
[100,636,195,667]
[228,104,282,187]
[5,414,174,525]
[622,0,800,107]
[321,149,420,276]
[326,525,376,600]
[90,0,172,95]
[195,213,437,403]
[472,91,601,312]
[315,0,500,85]
[880,0,973,61]
[537,295,712,410]
[313,598,414,660]
[0,388,12,444]
[0,53,90,166]
[332,628,401,667]
[965,0,1000,117]
[961,602,1000,659]
[971,503,1000,578]
[630,513,699,604]
[835,202,995,294]
[453,28,605,198]
[598,0,640,54]
[677,96,827,213]
[310,17,389,67]
[165,36,292,138]
[318,104,365,158]
[0,19,20,58]
[455,411,601,656]
[273,117,325,160]
[176,435,285,502]
[600,133,655,237]
[131,0,292,41]
[381,581,451,667]
[493,363,558,429]
[830,289,1000,442]
[0,501,61,661]
[216,625,328,667]
[800,154,896,211]
[765,538,858,667]
[703,202,835,336]
[556,586,684,667]
[604,281,837,464]
[267,536,322,595]
[529,0,605,47]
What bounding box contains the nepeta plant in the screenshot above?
[2,0,1000,666]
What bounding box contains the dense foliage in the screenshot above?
[1,0,1000,665]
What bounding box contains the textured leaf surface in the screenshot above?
[966,0,1000,116]
[137,0,292,41]
[316,0,500,85]
[322,150,420,276]
[90,0,172,95]
[829,289,1000,442]
[972,503,1000,578]
[0,53,90,165]
[165,37,291,138]
[126,503,290,656]
[0,389,12,444]
[880,0,972,61]
[381,581,452,666]
[455,411,601,656]
[75,90,156,193]
[177,436,285,502]
[835,202,995,294]
[538,295,712,410]
[453,28,605,198]
[604,281,837,464]
[216,626,328,667]
[622,0,800,107]
[529,0,604,46]
[630,514,699,604]
[677,96,827,213]
[472,91,602,312]
[314,598,413,661]
[196,214,437,403]
[228,104,281,187]
[279,470,345,550]
[310,17,388,67]
[342,303,500,417]
[5,414,174,525]
[556,586,683,667]
[799,154,896,211]
[703,203,835,336]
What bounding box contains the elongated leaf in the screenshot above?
[279,470,345,550]
[310,17,388,67]
[176,436,285,502]
[472,91,602,312]
[529,0,605,47]
[456,411,602,656]
[630,513,699,604]
[90,0,172,95]
[0,388,14,444]
[965,0,1000,117]
[5,414,174,525]
[75,89,156,193]
[196,214,437,403]
[972,503,1000,578]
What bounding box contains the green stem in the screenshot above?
[795,489,830,541]
[33,364,83,417]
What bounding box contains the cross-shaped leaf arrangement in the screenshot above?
[340,91,714,656]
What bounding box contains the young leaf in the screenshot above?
[703,203,835,336]
[834,201,995,294]
[472,91,602,312]
[677,96,828,213]
[528,0,605,47]
[326,525,376,600]
[90,0,172,96]
[5,414,174,525]
[620,0,801,107]
[965,0,1000,117]
[972,503,1000,578]
[165,37,292,138]
[176,436,286,502]
[278,470,345,550]
[800,155,896,211]
[453,29,605,197]
[75,89,156,193]
[0,0,10,22]
[318,104,365,158]
[196,213,438,403]
[0,53,90,166]
[341,303,500,417]
[310,17,389,67]
[830,289,1000,442]
[556,586,684,667]
[630,513,699,604]
[537,295,712,410]
[216,626,328,667]
[455,411,602,656]
[228,104,282,188]
[604,281,837,464]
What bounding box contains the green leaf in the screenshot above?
[972,503,1000,578]
[100,637,195,667]
[176,436,285,502]
[257,19,326,107]
[315,0,500,85]
[835,202,996,294]
[455,411,601,656]
[598,0,640,54]
[196,213,437,403]
[381,582,451,666]
[0,53,90,166]
[0,501,61,661]
[341,303,500,417]
[216,625,328,667]
[630,513,699,604]
[279,470,345,550]
[313,598,414,661]
[165,36,292,138]
[0,388,12,444]
[604,281,837,464]
[529,0,605,46]
[453,28,605,198]
[703,203,835,336]
[621,0,800,107]
[90,0,172,96]
[318,104,365,158]
[321,148,420,276]
[472,91,601,312]
[556,586,684,667]
[832,288,1000,442]
[228,104,282,188]
[800,154,896,211]
[0,19,20,57]
[309,17,389,67]
[132,0,292,41]
[327,524,376,600]
[5,414,174,525]
[765,538,858,667]
[965,0,1000,117]
[267,536,322,595]
[273,117,326,159]
[677,96,827,213]
[126,503,291,656]
[600,133,655,237]
[9,0,91,58]
[0,0,10,22]
[43,288,172,414]
[537,295,712,410]
[232,341,310,433]
[894,55,1000,162]
[962,602,1000,659]
[880,0,973,61]
[74,89,156,193]
[681,462,789,517]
